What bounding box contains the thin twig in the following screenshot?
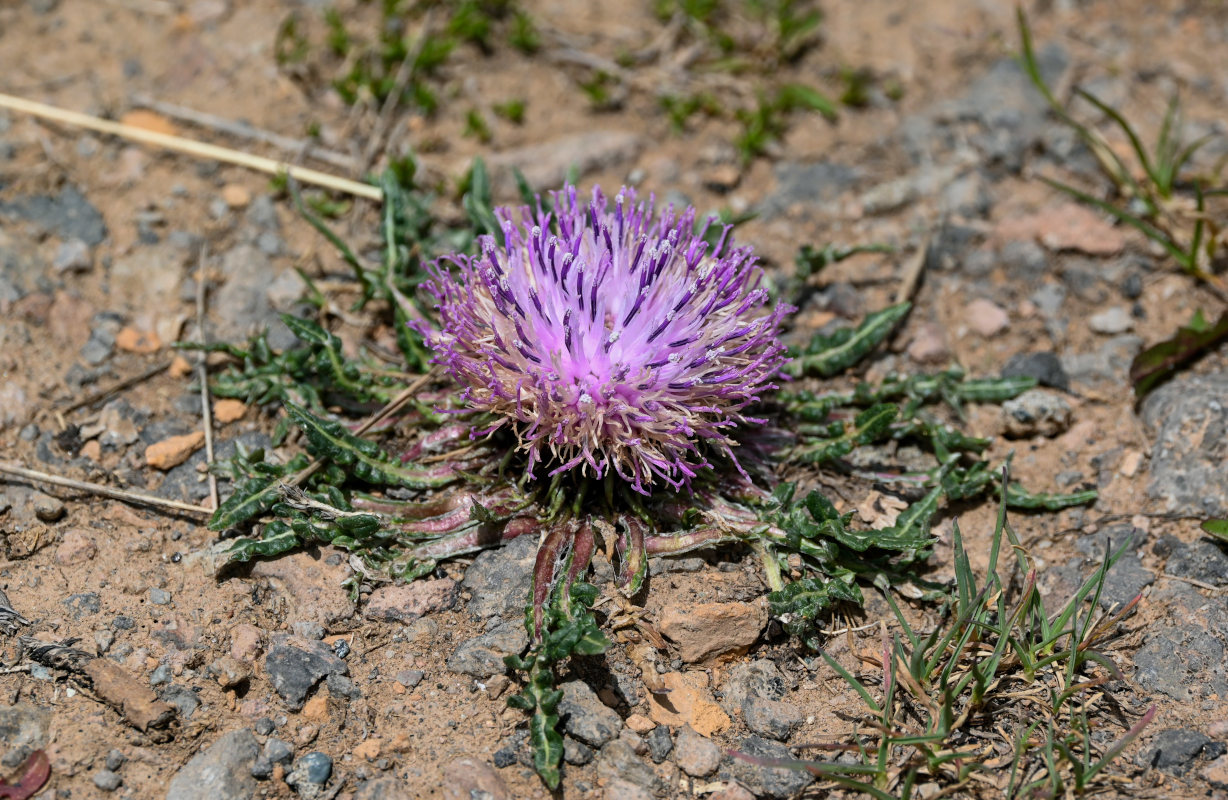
[285,367,440,488]
[359,9,435,174]
[0,93,381,201]
[58,360,173,415]
[194,246,220,512]
[0,462,212,518]
[895,233,932,306]
[128,92,358,173]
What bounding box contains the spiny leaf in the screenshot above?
[786,302,911,377]
[284,402,457,489]
[1130,310,1228,398]
[793,403,899,464]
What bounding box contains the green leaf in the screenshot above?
[775,83,838,121]
[1129,310,1228,398]
[217,520,303,569]
[1003,482,1097,510]
[1201,519,1228,542]
[793,403,899,464]
[786,303,911,377]
[285,402,457,489]
[769,575,863,646]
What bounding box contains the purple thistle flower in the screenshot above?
[418,185,791,494]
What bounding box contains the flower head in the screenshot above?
[419,185,790,493]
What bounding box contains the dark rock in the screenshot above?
[1143,375,1228,516]
[264,738,294,766]
[1164,537,1228,587]
[492,734,523,769]
[720,736,815,799]
[158,685,201,719]
[558,680,622,747]
[1120,272,1144,299]
[461,534,538,620]
[645,726,673,763]
[166,729,260,800]
[254,718,275,736]
[1137,729,1213,775]
[149,665,172,686]
[763,161,860,218]
[1001,351,1069,392]
[1097,553,1154,611]
[564,736,595,766]
[265,638,349,710]
[327,673,360,700]
[445,619,528,678]
[289,752,332,785]
[0,184,107,245]
[742,694,804,741]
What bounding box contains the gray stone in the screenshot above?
[461,534,538,620]
[1097,553,1154,612]
[150,588,172,605]
[564,736,594,766]
[265,638,349,710]
[645,725,672,764]
[1061,335,1143,391]
[92,769,122,791]
[289,751,332,785]
[1000,389,1072,438]
[159,685,200,719]
[166,729,260,800]
[1164,538,1228,586]
[63,592,100,618]
[1134,622,1225,702]
[394,669,424,688]
[763,161,860,217]
[999,239,1048,283]
[445,619,528,678]
[105,749,126,771]
[742,694,804,741]
[1137,729,1213,775]
[596,739,660,794]
[941,169,990,218]
[1142,375,1228,516]
[1088,306,1134,334]
[0,184,107,245]
[1031,283,1068,341]
[149,664,172,686]
[1001,351,1069,392]
[32,493,65,522]
[212,244,285,343]
[264,738,294,765]
[558,680,623,747]
[719,736,815,799]
[720,659,787,714]
[674,725,721,777]
[0,703,50,769]
[53,239,92,273]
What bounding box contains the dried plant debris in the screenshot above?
[20,638,176,734]
[0,588,31,637]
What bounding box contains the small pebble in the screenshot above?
[395,669,424,688]
[254,717,276,736]
[294,752,332,784]
[33,494,66,522]
[92,770,122,792]
[150,588,171,606]
[105,749,126,771]
[1088,306,1133,334]
[966,298,1010,337]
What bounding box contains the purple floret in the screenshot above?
[418,184,791,493]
